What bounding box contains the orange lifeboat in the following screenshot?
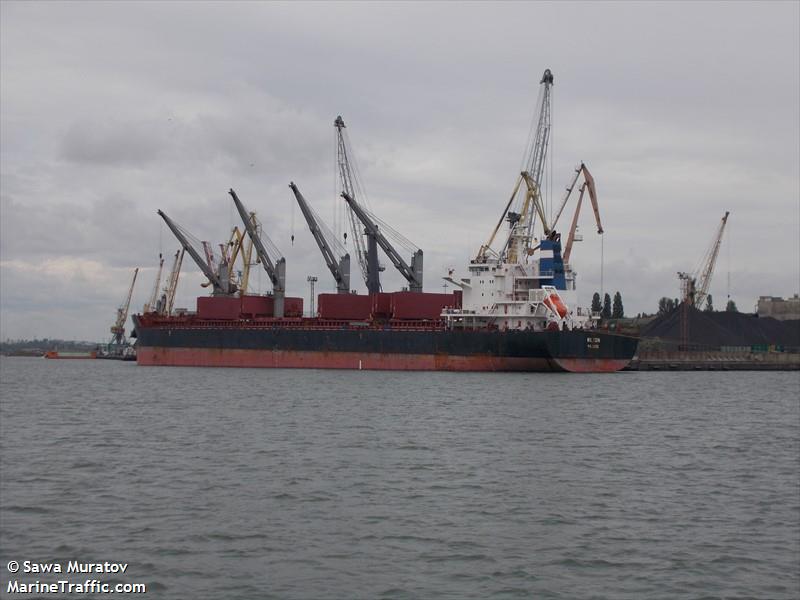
[543,293,568,319]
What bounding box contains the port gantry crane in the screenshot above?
[289,182,351,294]
[143,254,165,313]
[214,223,254,297]
[225,222,255,297]
[550,162,604,264]
[335,115,423,293]
[679,211,730,308]
[475,70,604,270]
[228,188,287,317]
[157,210,237,296]
[155,248,184,316]
[110,267,139,348]
[476,69,555,264]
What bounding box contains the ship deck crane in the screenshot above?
[157,210,236,296]
[290,182,351,294]
[550,162,604,263]
[228,188,286,317]
[143,254,164,313]
[342,191,423,293]
[335,115,385,293]
[679,211,730,308]
[477,69,555,264]
[110,267,139,347]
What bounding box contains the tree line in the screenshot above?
[589,292,740,320]
[591,291,625,319]
[657,295,738,315]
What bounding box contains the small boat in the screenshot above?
[44,350,97,360]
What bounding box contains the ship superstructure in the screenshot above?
[443,69,603,333]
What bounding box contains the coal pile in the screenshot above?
[641,305,800,348]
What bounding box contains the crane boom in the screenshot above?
[290,182,351,294]
[335,115,371,289]
[226,226,243,290]
[522,171,552,236]
[341,192,423,292]
[678,211,730,307]
[156,249,181,315]
[552,164,584,228]
[224,225,254,296]
[227,228,241,263]
[157,209,233,295]
[694,211,730,308]
[525,69,554,187]
[518,68,555,246]
[557,163,604,263]
[581,166,603,235]
[237,223,255,296]
[144,254,164,313]
[478,69,554,263]
[476,176,524,261]
[110,267,138,346]
[563,184,587,264]
[228,188,286,317]
[202,241,217,272]
[161,248,184,315]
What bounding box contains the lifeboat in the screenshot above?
[543,293,568,319]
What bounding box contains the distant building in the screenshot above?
[757,294,800,321]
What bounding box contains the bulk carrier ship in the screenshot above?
[133,69,638,372]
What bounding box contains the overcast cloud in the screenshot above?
[1,1,798,341]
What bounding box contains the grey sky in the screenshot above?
[1,1,798,341]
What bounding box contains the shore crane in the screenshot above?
[228,188,286,317]
[477,69,555,264]
[143,254,165,313]
[156,249,184,316]
[223,223,255,297]
[290,182,351,294]
[110,268,139,348]
[550,162,604,263]
[475,69,553,263]
[157,210,237,296]
[679,211,730,308]
[341,191,423,293]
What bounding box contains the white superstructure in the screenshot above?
[441,68,603,332]
[442,239,594,332]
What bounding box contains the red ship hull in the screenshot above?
[136,346,631,373]
[132,300,639,374]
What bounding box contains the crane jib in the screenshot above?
[290,182,351,294]
[341,192,423,293]
[157,209,224,292]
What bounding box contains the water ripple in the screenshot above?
[1,359,798,599]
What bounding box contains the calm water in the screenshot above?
[0,357,798,599]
